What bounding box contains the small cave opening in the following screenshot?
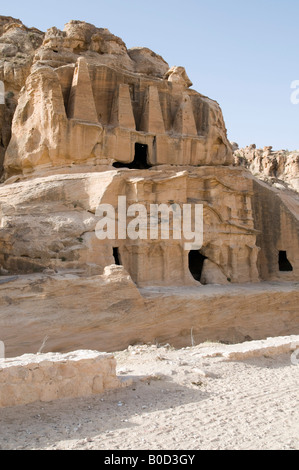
[278,251,293,272]
[113,143,151,170]
[188,250,207,283]
[113,247,122,266]
[133,143,151,169]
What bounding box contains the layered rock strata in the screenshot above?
[0,18,298,355]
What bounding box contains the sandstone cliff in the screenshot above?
[233,144,299,194]
[0,17,298,355]
[0,16,44,173]
[0,16,232,178]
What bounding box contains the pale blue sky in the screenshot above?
[2,0,299,150]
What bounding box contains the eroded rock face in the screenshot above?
[0,18,298,358]
[0,167,261,285]
[35,20,133,71]
[0,16,44,92]
[233,144,299,193]
[233,145,299,281]
[0,18,176,176]
[1,272,298,357]
[0,17,299,355]
[0,16,44,176]
[4,58,232,176]
[128,47,169,77]
[0,350,120,407]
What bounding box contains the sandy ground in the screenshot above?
[0,342,298,450]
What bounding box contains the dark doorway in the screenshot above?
[279,251,293,272]
[132,143,150,169]
[189,250,207,282]
[113,247,121,266]
[113,143,151,170]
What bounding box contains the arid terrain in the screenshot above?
[0,339,298,451]
[0,15,298,452]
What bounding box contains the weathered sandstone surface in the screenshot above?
[1,341,298,450]
[0,167,261,285]
[0,268,298,358]
[233,144,299,194]
[1,17,232,179]
[0,16,44,173]
[0,350,120,408]
[191,335,299,360]
[0,17,298,356]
